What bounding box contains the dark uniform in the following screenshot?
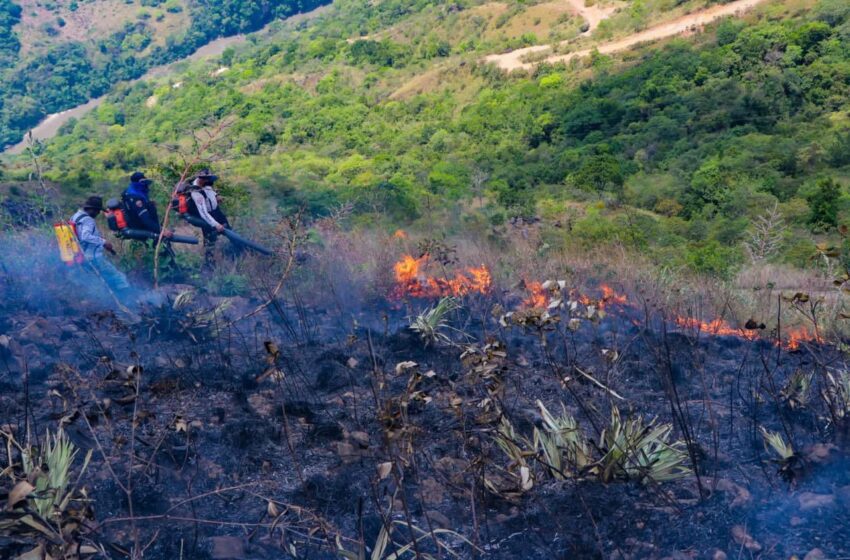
[122,172,162,235]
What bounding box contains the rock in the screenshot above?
[210,536,244,559]
[247,391,275,417]
[308,423,344,443]
[798,492,835,511]
[315,361,350,392]
[425,510,451,528]
[715,479,751,507]
[336,441,360,464]
[731,526,761,552]
[350,431,370,448]
[435,456,468,486]
[806,443,837,464]
[660,552,691,560]
[419,477,445,504]
[804,549,826,560]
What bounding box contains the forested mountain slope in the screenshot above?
[0,0,328,148]
[6,0,850,277]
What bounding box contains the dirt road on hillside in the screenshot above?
[484,0,772,72]
[564,0,620,32]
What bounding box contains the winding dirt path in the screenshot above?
[484,0,772,72]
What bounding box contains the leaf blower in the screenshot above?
[106,199,198,244]
[180,214,274,256]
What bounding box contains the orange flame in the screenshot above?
[673,316,823,349]
[516,280,821,350]
[674,316,759,340]
[393,229,408,240]
[783,327,822,351]
[393,254,491,298]
[523,281,549,309]
[521,283,628,311]
[600,285,628,308]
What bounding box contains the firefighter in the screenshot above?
[177,169,231,269]
[121,171,173,240]
[70,196,132,298]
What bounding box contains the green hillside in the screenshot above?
[6,0,850,277]
[0,0,329,148]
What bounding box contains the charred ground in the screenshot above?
[0,230,849,560]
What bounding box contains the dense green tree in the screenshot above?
[568,154,624,196]
[0,0,21,68]
[807,177,841,229]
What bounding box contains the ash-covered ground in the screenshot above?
[1,235,848,560]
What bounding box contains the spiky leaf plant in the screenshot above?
[23,429,85,518]
[824,369,850,422]
[600,407,690,484]
[534,400,593,479]
[409,297,460,346]
[760,427,795,460]
[781,370,812,410]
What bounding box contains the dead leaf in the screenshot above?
[395,361,417,375]
[347,357,359,369]
[268,501,280,517]
[264,341,279,358]
[377,462,393,480]
[520,466,533,491]
[174,417,188,433]
[6,481,34,510]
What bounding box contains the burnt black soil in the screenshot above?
[1,288,849,559]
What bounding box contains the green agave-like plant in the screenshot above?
[534,400,593,479]
[24,428,90,519]
[599,407,691,484]
[409,297,460,346]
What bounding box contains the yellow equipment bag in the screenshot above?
[54,222,84,266]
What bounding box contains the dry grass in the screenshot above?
[310,223,849,347]
[16,0,191,57]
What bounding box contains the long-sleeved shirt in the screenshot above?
[71,210,106,258]
[190,187,223,228]
[123,192,161,233]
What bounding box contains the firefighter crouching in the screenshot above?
[106,198,198,245]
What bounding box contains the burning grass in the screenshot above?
[392,254,491,299]
[1,228,850,558]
